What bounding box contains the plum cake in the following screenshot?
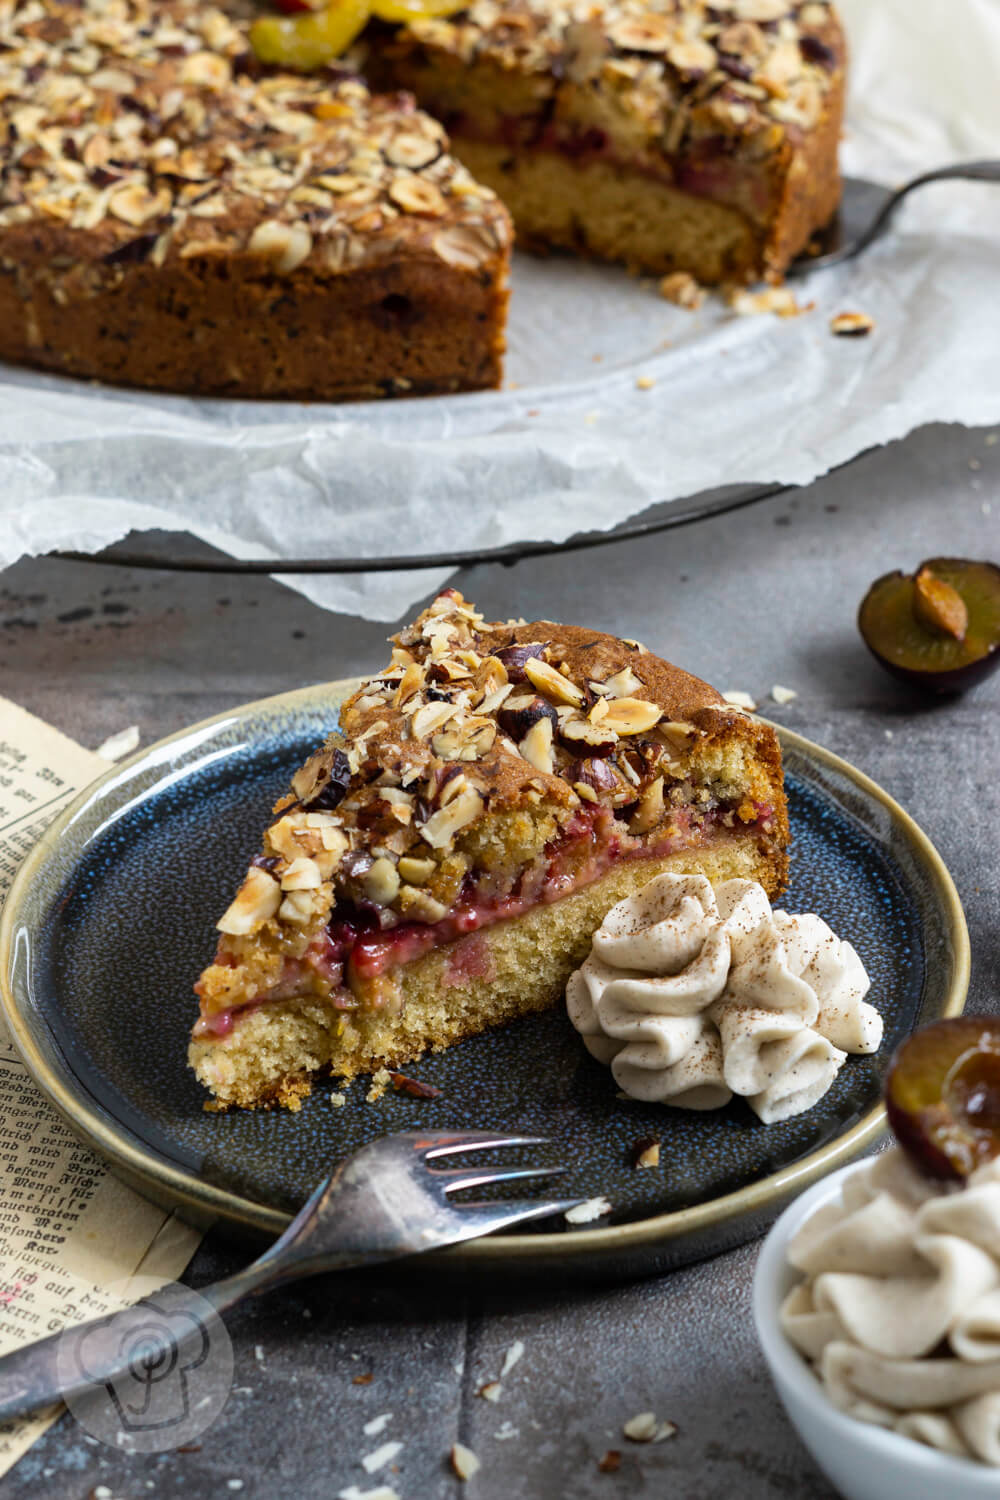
[0,0,511,399]
[191,590,789,1108]
[375,0,846,283]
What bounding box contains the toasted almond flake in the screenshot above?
[524,657,584,707]
[565,1196,612,1225]
[95,725,140,760]
[770,684,798,704]
[478,1381,502,1402]
[628,777,664,834]
[364,857,400,905]
[623,1412,658,1442]
[519,715,554,775]
[280,856,322,891]
[450,1443,481,1480]
[500,1340,524,1377]
[411,700,457,738]
[398,854,436,885]
[830,310,875,337]
[723,689,757,711]
[728,285,804,318]
[658,720,699,752]
[217,867,281,935]
[420,784,483,848]
[247,220,312,274]
[601,666,643,699]
[361,1440,402,1475]
[389,174,446,216]
[601,698,662,735]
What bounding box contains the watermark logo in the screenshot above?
[57,1280,233,1453]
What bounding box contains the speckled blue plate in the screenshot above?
[0,682,969,1279]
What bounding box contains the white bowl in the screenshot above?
[753,1160,999,1500]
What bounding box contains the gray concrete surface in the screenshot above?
[1,419,998,1499]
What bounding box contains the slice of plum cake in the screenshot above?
[190,590,789,1108]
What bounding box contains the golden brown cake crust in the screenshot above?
[0,0,511,398]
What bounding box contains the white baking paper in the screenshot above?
[0,0,998,622]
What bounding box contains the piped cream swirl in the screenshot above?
[566,873,882,1123]
[781,1149,1000,1468]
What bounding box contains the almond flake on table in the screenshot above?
[727,286,805,319]
[363,1413,393,1437]
[565,1196,612,1224]
[635,375,656,390]
[450,1442,481,1480]
[478,1381,502,1402]
[830,310,875,337]
[770,685,798,705]
[361,1441,402,1474]
[338,1487,400,1500]
[500,1340,524,1378]
[623,1411,678,1443]
[722,690,757,711]
[95,725,140,760]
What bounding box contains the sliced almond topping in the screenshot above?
[398,854,436,885]
[398,885,449,922]
[364,856,400,905]
[411,700,457,739]
[246,220,312,274]
[216,867,281,935]
[394,661,425,705]
[830,310,875,338]
[280,856,322,891]
[658,720,700,752]
[524,657,584,707]
[518,715,554,775]
[278,889,318,925]
[601,698,662,735]
[629,777,665,834]
[389,175,446,216]
[589,697,610,724]
[601,665,644,698]
[420,784,484,849]
[439,772,469,807]
[385,131,442,170]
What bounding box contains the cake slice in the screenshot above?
[374,0,845,283]
[191,591,789,1108]
[0,0,510,400]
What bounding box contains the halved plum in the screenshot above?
[886,1018,1000,1180]
[858,557,1000,693]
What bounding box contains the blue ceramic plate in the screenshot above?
[0,683,969,1278]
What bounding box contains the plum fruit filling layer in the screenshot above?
[437,111,779,222]
[196,798,776,1039]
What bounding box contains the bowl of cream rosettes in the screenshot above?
[754,1017,1000,1500]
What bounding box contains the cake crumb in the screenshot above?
[723,690,758,711]
[366,1068,393,1103]
[353,1373,374,1386]
[659,271,705,310]
[598,1451,622,1473]
[830,310,875,337]
[635,375,656,390]
[565,1196,612,1224]
[330,1092,347,1108]
[450,1443,481,1480]
[500,1340,525,1378]
[728,285,804,318]
[494,1422,519,1441]
[478,1381,502,1403]
[770,685,798,705]
[631,1137,661,1170]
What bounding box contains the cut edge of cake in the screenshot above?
[189,590,789,1109]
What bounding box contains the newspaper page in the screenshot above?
[0,698,202,1475]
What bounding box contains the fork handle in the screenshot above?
[0,1247,366,1426]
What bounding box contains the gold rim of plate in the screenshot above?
[0,680,971,1266]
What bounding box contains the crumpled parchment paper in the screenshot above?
[1,0,997,620]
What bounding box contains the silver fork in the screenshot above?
[0,1131,582,1424]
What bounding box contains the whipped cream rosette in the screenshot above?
[781,1150,1000,1467]
[566,872,883,1123]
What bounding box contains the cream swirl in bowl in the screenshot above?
[566,872,882,1122]
[779,1147,1000,1467]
